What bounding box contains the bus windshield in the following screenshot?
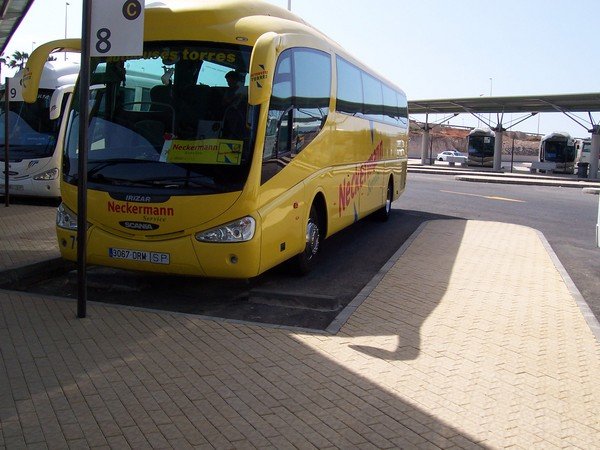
[63,42,254,194]
[0,89,59,159]
[544,141,575,162]
[468,135,494,158]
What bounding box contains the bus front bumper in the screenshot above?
[0,176,60,198]
[56,226,263,279]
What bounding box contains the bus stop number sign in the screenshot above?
[91,0,144,57]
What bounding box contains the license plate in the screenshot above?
[108,247,170,265]
[0,183,24,191]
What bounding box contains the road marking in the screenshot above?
[440,190,526,203]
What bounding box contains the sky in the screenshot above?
[3,0,599,138]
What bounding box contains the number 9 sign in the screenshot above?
[8,77,23,102]
[91,0,144,57]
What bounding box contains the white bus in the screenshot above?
[575,138,596,164]
[466,128,495,167]
[539,132,576,174]
[1,61,79,198]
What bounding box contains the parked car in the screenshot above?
[437,150,464,161]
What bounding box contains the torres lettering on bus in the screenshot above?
[338,141,383,216]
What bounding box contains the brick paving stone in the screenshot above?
[1,219,600,449]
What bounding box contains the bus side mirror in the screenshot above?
[22,38,81,104]
[248,32,280,106]
[49,84,75,120]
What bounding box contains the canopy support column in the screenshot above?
[590,125,599,180]
[493,125,504,171]
[420,114,430,165]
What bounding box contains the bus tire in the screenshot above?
[375,178,393,222]
[293,203,322,275]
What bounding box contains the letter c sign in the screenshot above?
[91,0,144,56]
[123,0,141,21]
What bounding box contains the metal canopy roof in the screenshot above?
[408,92,600,115]
[0,0,35,55]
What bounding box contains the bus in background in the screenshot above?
[466,128,495,167]
[23,0,408,279]
[1,61,79,198]
[539,132,576,173]
[575,138,597,164]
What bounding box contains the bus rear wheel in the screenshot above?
[293,204,321,275]
[375,179,393,222]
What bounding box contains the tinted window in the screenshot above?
[361,72,383,122]
[382,83,399,126]
[292,49,331,153]
[336,57,362,115]
[335,55,407,128]
[262,48,331,184]
[294,49,330,107]
[397,91,408,126]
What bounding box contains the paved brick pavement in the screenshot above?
[0,204,58,272]
[1,217,599,449]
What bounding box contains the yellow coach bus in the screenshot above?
[23,0,408,278]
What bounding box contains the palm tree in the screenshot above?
[8,51,29,70]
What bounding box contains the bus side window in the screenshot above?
[291,49,331,154]
[262,50,293,184]
[262,48,331,184]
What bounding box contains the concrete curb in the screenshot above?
[454,175,600,188]
[0,258,74,287]
[537,229,600,342]
[326,221,429,334]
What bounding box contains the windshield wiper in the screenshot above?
[86,173,146,186]
[87,158,157,177]
[137,175,225,191]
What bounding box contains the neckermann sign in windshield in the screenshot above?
[91,0,144,57]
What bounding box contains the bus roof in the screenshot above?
[12,61,79,90]
[469,127,494,136]
[145,0,308,33]
[542,131,572,141]
[143,0,404,94]
[23,0,404,102]
[144,0,310,44]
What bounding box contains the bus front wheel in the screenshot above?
[293,204,321,274]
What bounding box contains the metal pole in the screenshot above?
[590,126,600,181]
[3,77,9,207]
[77,0,92,318]
[511,136,514,173]
[493,126,503,171]
[65,2,70,60]
[488,77,492,125]
[420,113,429,165]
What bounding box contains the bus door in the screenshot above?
[250,32,332,270]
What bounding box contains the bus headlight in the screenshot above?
[33,168,59,181]
[195,216,256,243]
[56,203,78,230]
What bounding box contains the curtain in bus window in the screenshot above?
[292,48,330,154]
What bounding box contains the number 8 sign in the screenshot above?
[91,0,144,57]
